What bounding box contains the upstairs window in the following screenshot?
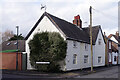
[73,41,77,48]
[98,39,102,45]
[109,41,111,49]
[14,42,17,45]
[6,42,11,46]
[85,43,88,51]
[73,54,77,64]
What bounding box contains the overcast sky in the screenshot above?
[0,0,119,37]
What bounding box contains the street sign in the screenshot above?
[36,62,50,64]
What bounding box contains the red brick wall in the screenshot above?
[0,52,22,70]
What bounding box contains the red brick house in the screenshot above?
[105,32,119,66]
[0,40,27,70]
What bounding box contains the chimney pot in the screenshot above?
[73,15,82,28]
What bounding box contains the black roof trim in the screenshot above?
[25,12,104,44]
[25,13,45,40]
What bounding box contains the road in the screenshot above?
[1,66,119,80]
[75,66,119,78]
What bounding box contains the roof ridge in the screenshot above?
[45,12,79,28]
[82,25,101,29]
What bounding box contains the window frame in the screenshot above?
[84,55,88,63]
[85,43,88,51]
[109,41,111,49]
[98,56,102,63]
[73,54,77,64]
[114,56,117,61]
[98,38,102,45]
[73,41,77,48]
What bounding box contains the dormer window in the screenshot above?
[6,42,11,46]
[73,41,77,47]
[98,39,101,45]
[85,43,88,51]
[14,42,17,45]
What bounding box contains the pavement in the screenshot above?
[1,65,119,78]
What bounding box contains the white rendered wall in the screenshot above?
[93,30,105,67]
[119,47,120,64]
[64,40,91,71]
[26,16,65,69]
[112,52,118,65]
[26,16,106,70]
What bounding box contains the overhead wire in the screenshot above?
[92,7,117,23]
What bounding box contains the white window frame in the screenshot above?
[6,42,11,46]
[84,55,88,63]
[73,41,77,48]
[109,53,112,62]
[109,41,111,49]
[114,56,117,62]
[73,54,77,64]
[85,43,88,51]
[98,56,102,63]
[98,39,102,45]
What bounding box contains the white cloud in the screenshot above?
[1,0,118,37]
[103,27,118,36]
[1,0,42,2]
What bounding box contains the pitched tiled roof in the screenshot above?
[108,34,120,43]
[46,12,90,43]
[113,35,120,43]
[82,26,101,44]
[2,40,25,52]
[25,12,104,44]
[112,45,118,52]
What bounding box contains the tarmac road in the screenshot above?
[75,66,119,78]
[1,65,120,80]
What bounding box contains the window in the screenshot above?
[114,56,117,61]
[84,55,88,63]
[109,53,111,62]
[73,41,77,47]
[85,44,88,51]
[98,57,102,63]
[109,41,111,49]
[38,29,40,31]
[73,54,77,64]
[6,42,11,46]
[98,39,101,45]
[14,42,17,45]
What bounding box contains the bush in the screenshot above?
[29,32,67,72]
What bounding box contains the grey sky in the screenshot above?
[1,0,119,37]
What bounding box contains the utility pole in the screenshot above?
[16,26,19,70]
[89,6,93,72]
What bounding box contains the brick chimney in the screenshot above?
[73,15,82,28]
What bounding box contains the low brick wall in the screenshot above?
[0,52,22,70]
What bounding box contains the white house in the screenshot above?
[25,12,105,71]
[118,1,120,65]
[107,33,119,65]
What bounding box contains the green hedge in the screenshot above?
[29,32,67,72]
